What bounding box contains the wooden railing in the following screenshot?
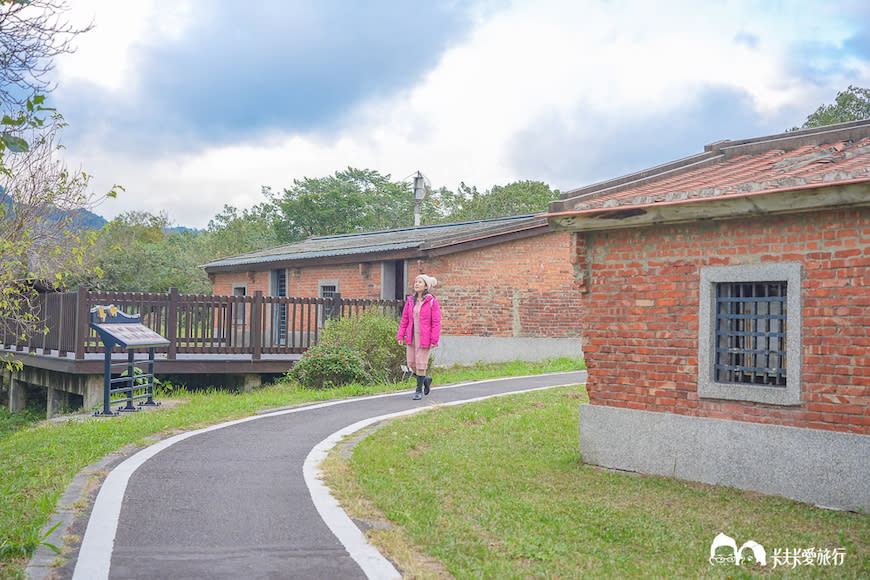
[0,287,403,360]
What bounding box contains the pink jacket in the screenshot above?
[397,294,442,348]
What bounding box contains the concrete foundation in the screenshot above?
[8,373,26,412]
[240,374,262,393]
[578,404,870,512]
[434,335,583,367]
[47,387,71,418]
[2,367,102,417]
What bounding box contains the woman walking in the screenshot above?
[397,274,442,400]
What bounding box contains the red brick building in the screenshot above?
[548,121,870,511]
[202,215,584,365]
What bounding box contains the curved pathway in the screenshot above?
[67,371,587,579]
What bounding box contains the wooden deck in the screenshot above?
[0,348,303,375]
[1,288,402,414]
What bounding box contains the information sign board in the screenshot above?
[91,323,170,349]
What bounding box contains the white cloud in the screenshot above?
[55,0,870,228]
[60,0,193,91]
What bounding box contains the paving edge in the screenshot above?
[24,441,156,580]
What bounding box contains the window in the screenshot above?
[319,281,339,326]
[698,263,802,405]
[714,281,787,386]
[320,284,338,299]
[232,285,246,323]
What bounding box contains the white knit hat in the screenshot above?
[416,274,437,289]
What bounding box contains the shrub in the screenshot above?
[320,309,405,383]
[289,340,372,389]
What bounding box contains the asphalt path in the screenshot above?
[67,371,587,580]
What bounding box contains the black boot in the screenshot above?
[413,375,423,400]
[423,375,432,395]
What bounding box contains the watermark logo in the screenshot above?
[709,533,766,566]
[709,533,847,569]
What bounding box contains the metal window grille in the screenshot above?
[320,285,338,325]
[714,281,787,386]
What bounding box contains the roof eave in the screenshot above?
[202,247,426,274]
[547,180,870,233]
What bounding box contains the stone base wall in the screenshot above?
[434,335,583,367]
[578,404,870,512]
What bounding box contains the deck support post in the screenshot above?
[47,388,69,418]
[8,375,26,413]
[242,374,261,393]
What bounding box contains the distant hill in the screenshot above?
[67,207,108,230]
[1,197,206,233]
[0,197,107,230]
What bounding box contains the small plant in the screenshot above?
[119,366,160,388]
[289,340,372,389]
[319,310,405,383]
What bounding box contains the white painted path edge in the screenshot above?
[72,374,581,580]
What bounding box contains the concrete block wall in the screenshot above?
[579,207,870,435]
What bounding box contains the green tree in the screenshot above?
[426,180,559,223]
[206,200,277,259]
[0,118,104,350]
[71,212,211,294]
[271,167,414,243]
[0,0,107,365]
[796,85,870,130]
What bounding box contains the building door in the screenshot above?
[273,269,287,345]
[381,260,406,300]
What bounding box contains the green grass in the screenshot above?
[0,357,583,580]
[329,387,870,579]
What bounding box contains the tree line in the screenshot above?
[66,173,560,294]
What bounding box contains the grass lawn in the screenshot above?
[323,386,870,579]
[0,357,580,580]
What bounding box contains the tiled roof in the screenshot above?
[549,120,870,224]
[202,214,547,271]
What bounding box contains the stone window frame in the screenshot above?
[698,262,803,406]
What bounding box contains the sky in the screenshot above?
[44,0,870,229]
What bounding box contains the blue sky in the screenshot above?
[50,0,870,228]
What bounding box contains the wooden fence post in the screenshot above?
[74,285,88,360]
[167,287,178,360]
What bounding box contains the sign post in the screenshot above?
[89,306,170,417]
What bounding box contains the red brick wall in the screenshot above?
[211,271,270,296]
[209,231,582,340]
[417,231,583,338]
[580,207,870,435]
[285,263,383,299]
[211,264,383,300]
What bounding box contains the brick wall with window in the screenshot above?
[211,270,271,297]
[211,264,384,301]
[209,230,581,340]
[580,207,870,435]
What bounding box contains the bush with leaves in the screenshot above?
[319,309,405,383]
[289,340,372,389]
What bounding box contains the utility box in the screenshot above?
[89,306,170,416]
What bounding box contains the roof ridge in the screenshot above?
[558,151,723,203]
[711,120,870,158]
[556,120,870,206]
[308,214,540,241]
